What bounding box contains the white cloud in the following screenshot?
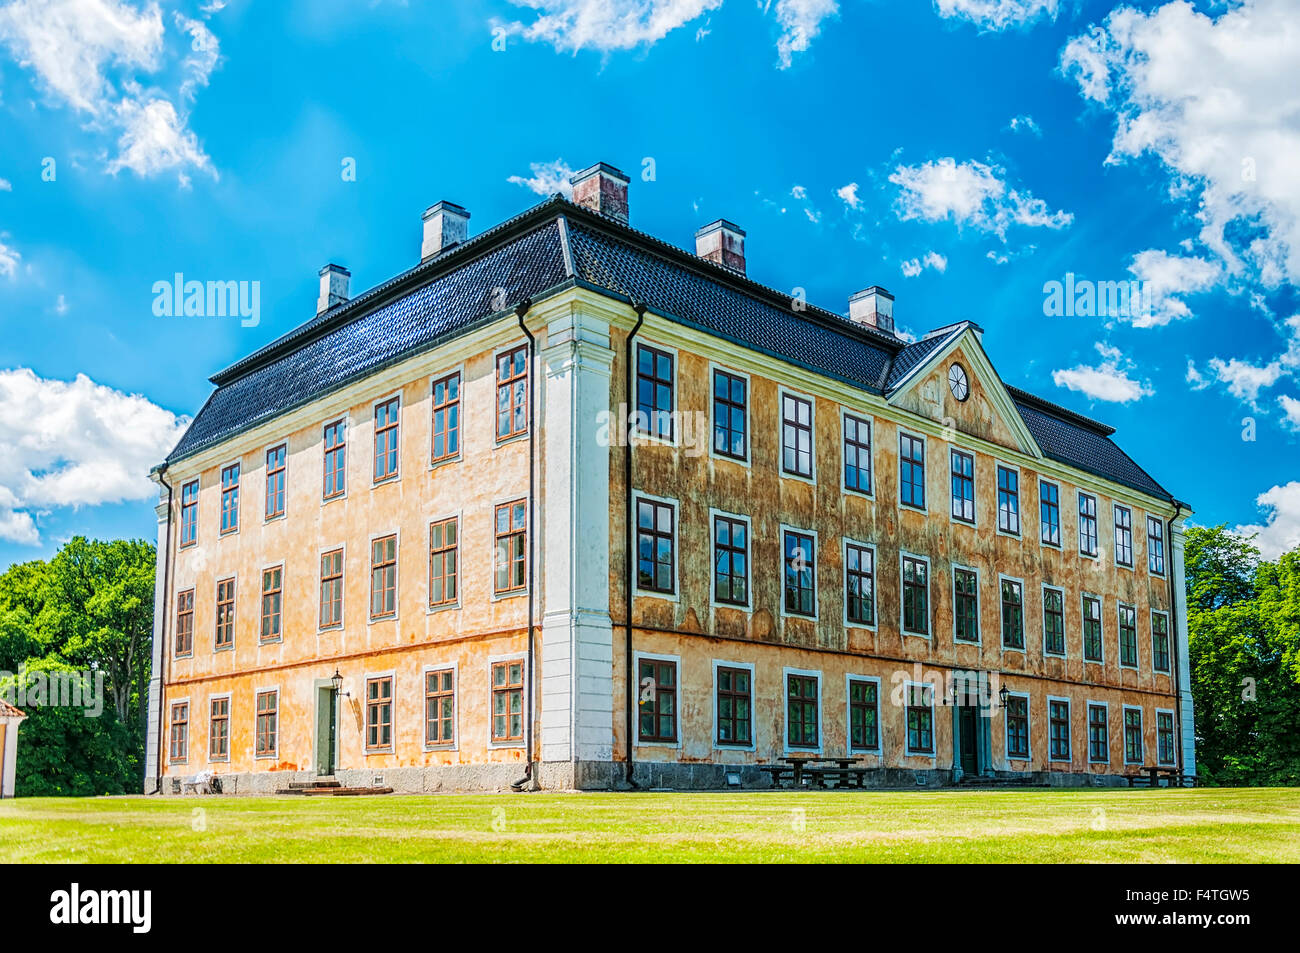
[772,0,839,69]
[106,95,215,181]
[174,11,219,103]
[496,0,721,53]
[0,177,11,191]
[901,250,948,277]
[1126,248,1220,327]
[1185,358,1208,390]
[1006,113,1041,136]
[1234,481,1300,560]
[1205,356,1283,408]
[54,294,69,314]
[935,0,1059,31]
[1278,394,1300,431]
[1051,342,1154,403]
[507,159,575,198]
[0,234,18,277]
[889,157,1072,240]
[836,182,860,210]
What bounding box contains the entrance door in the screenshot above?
[316,687,337,777]
[958,706,979,774]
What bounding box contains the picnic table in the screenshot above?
[759,756,869,788]
[1128,765,1189,788]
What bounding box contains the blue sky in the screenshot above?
[0,0,1297,569]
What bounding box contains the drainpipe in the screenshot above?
[1167,500,1184,777]
[511,299,537,793]
[152,466,174,795]
[624,303,646,787]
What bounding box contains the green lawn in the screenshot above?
[2,788,1297,863]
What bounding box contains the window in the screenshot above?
[953,568,979,643]
[899,433,926,508]
[1079,492,1098,556]
[902,555,929,636]
[180,480,199,546]
[220,463,239,534]
[209,697,229,760]
[1119,604,1138,668]
[496,345,528,441]
[1088,704,1109,763]
[425,669,455,746]
[786,674,819,749]
[260,567,283,643]
[1040,480,1061,546]
[1124,708,1143,764]
[636,345,674,441]
[848,678,879,751]
[997,466,1020,535]
[215,578,235,650]
[712,369,748,461]
[1005,695,1029,760]
[1043,587,1065,656]
[370,535,397,619]
[373,397,400,482]
[319,549,343,628]
[782,530,816,617]
[1114,505,1133,567]
[712,515,749,607]
[265,444,286,519]
[169,702,188,763]
[1152,612,1171,673]
[494,500,527,595]
[716,666,752,746]
[491,660,525,744]
[1082,595,1103,662]
[781,393,813,478]
[323,420,346,500]
[429,518,458,607]
[1001,579,1024,649]
[1157,711,1175,765]
[431,372,461,463]
[906,684,934,754]
[1148,516,1166,575]
[636,498,675,594]
[175,589,194,657]
[1048,699,1071,761]
[366,677,393,750]
[638,658,678,743]
[843,414,872,493]
[255,690,278,758]
[950,449,975,523]
[845,543,875,626]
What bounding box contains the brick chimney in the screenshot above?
[569,163,630,223]
[421,201,470,261]
[849,286,895,333]
[317,263,350,315]
[695,220,746,275]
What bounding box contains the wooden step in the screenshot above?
[286,780,341,790]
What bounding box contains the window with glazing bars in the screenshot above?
[781,394,813,478]
[494,501,527,594]
[1082,595,1103,662]
[849,679,879,750]
[783,531,815,617]
[1079,493,1098,556]
[845,543,874,626]
[716,666,751,746]
[220,464,239,534]
[899,433,925,508]
[638,659,677,743]
[843,414,871,493]
[1001,579,1024,649]
[265,444,286,519]
[373,397,400,482]
[319,549,343,628]
[787,674,818,749]
[950,449,974,523]
[425,669,455,746]
[712,515,748,606]
[636,499,674,594]
[954,568,979,642]
[902,556,928,635]
[636,345,674,441]
[712,369,747,460]
[997,466,1020,535]
[496,346,528,441]
[431,372,460,463]
[366,677,393,749]
[429,518,458,607]
[1040,480,1060,546]
[175,589,194,657]
[1043,587,1065,655]
[370,535,397,618]
[323,420,346,499]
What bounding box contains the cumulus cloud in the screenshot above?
[772,0,839,69]
[900,251,948,278]
[1051,342,1154,403]
[1278,394,1300,431]
[935,0,1059,31]
[0,368,189,545]
[507,159,576,197]
[1234,482,1300,560]
[889,157,1072,241]
[1126,248,1220,327]
[1006,113,1041,136]
[106,95,215,182]
[0,233,19,277]
[835,182,860,210]
[494,0,722,53]
[1204,356,1283,408]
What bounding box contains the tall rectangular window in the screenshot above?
[906,684,934,754]
[215,578,235,650]
[180,480,199,546]
[370,535,397,619]
[209,697,229,760]
[712,368,748,461]
[1088,704,1109,763]
[1005,696,1029,760]
[848,678,879,751]
[431,372,461,463]
[1043,587,1065,656]
[950,449,974,523]
[997,466,1020,535]
[782,530,816,617]
[1157,711,1175,765]
[636,345,674,441]
[1079,492,1098,556]
[1152,612,1171,673]
[712,515,749,607]
[491,660,525,744]
[845,543,875,626]
[169,702,189,763]
[319,549,343,628]
[260,567,282,643]
[175,589,194,657]
[786,674,818,749]
[636,498,675,594]
[429,518,458,607]
[425,669,455,746]
[1001,579,1024,649]
[781,393,813,478]
[366,677,393,750]
[494,500,527,595]
[373,397,400,482]
[220,463,239,534]
[1049,699,1071,761]
[255,690,278,758]
[265,444,286,519]
[843,414,872,493]
[323,420,346,500]
[1114,505,1133,567]
[1082,595,1103,662]
[496,345,528,441]
[899,433,925,508]
[716,666,752,746]
[1148,516,1166,575]
[638,658,678,743]
[1119,604,1138,668]
[1124,708,1143,764]
[953,568,979,643]
[902,555,929,636]
[1040,480,1061,546]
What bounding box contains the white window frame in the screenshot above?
[1151,608,1172,674]
[708,508,751,611]
[711,659,756,752]
[362,668,397,755]
[1155,707,1177,766]
[633,339,680,449]
[778,387,817,485]
[1038,478,1062,549]
[1117,601,1140,671]
[779,524,819,622]
[633,650,683,750]
[1122,704,1145,765]
[708,361,751,468]
[487,652,528,750]
[998,573,1026,654]
[421,661,459,751]
[429,363,466,471]
[1113,502,1134,570]
[903,680,937,759]
[995,461,1023,539]
[1041,582,1067,659]
[845,673,883,755]
[948,446,977,527]
[1086,699,1110,765]
[1046,694,1072,763]
[842,537,878,631]
[366,527,401,622]
[899,551,932,639]
[840,408,874,499]
[370,389,404,486]
[1003,690,1032,764]
[782,667,823,755]
[1081,591,1104,665]
[897,429,928,513]
[951,563,981,644]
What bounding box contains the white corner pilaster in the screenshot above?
[1171,517,1196,776]
[143,473,171,793]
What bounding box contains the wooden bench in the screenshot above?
[805,766,869,789]
[759,765,796,788]
[1127,766,1190,788]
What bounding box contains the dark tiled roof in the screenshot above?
[884,327,963,391]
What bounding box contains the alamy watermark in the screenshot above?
[1042,273,1159,320]
[1,665,105,717]
[152,272,260,327]
[596,403,709,457]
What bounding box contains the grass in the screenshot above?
[1,787,1297,863]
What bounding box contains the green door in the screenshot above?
[958,706,978,774]
[317,687,337,777]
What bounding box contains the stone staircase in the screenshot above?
[276,777,394,796]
